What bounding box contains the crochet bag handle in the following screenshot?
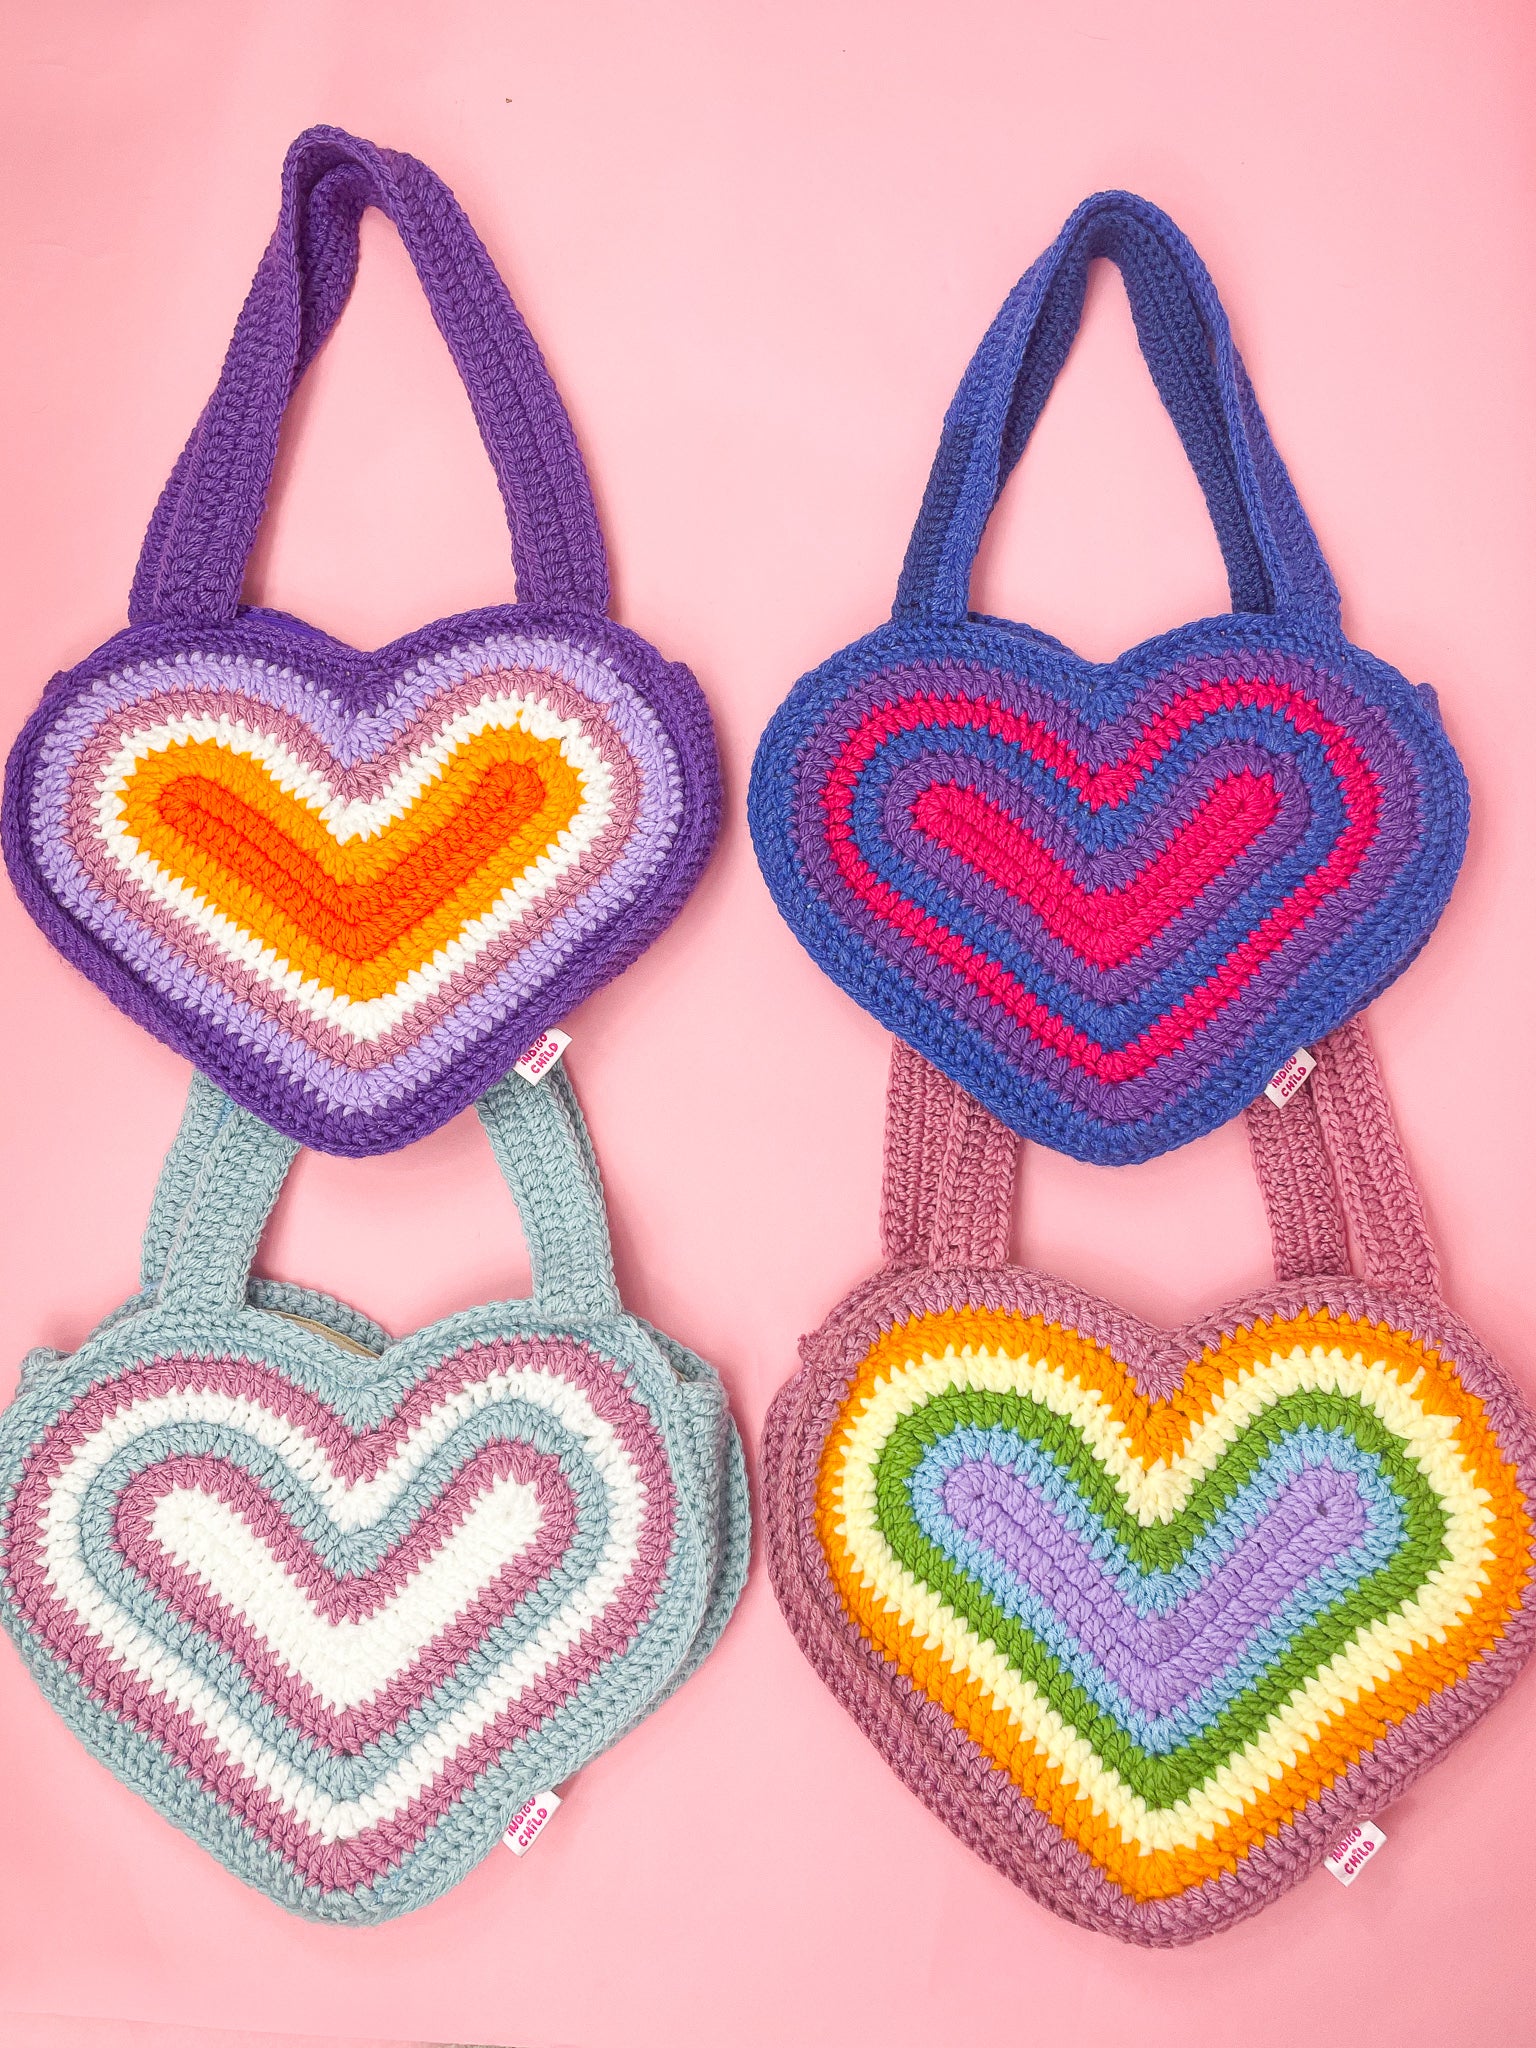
[129,123,608,628]
[894,189,1339,629]
[881,1018,1440,1297]
[150,1065,620,1322]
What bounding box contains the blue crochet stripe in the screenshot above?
[905,1423,1407,1753]
[842,710,1351,1050]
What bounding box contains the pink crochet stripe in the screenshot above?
[911,770,1280,971]
[822,681,1380,1083]
[112,1445,579,1753]
[2,1340,678,1890]
[7,1341,659,1491]
[64,665,642,828]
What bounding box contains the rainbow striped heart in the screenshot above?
[4,608,719,1152]
[749,624,1467,1164]
[766,1284,1536,1943]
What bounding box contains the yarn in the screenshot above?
[0,1066,750,1923]
[762,1026,1536,1944]
[3,129,720,1155]
[749,193,1468,1165]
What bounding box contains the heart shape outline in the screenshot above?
[5,603,720,1154]
[749,612,1468,1163]
[0,1287,749,1923]
[763,1259,1536,1945]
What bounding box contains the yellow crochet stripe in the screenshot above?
[817,1307,1530,1901]
[110,727,588,1002]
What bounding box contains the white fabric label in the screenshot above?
[1323,1820,1386,1886]
[514,1029,572,1084]
[504,1788,562,1855]
[1264,1046,1317,1108]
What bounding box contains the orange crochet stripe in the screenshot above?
[816,1306,1532,1902]
[825,1306,1502,1466]
[116,730,586,999]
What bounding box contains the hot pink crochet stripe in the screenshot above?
[824,681,1380,1081]
[910,770,1281,971]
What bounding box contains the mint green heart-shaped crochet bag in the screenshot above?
[0,1064,748,1922]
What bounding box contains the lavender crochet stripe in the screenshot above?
[3,126,722,1153]
[25,631,685,1107]
[759,1028,1536,1944]
[914,1434,1400,1745]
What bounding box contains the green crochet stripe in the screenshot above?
[868,1387,1448,1808]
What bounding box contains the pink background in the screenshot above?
[2,3,1535,2044]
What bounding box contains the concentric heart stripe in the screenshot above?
[24,632,683,1103]
[816,1307,1532,1902]
[0,1338,678,1897]
[754,637,1466,1158]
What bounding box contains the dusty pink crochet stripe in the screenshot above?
[113,1444,579,1753]
[3,1339,678,1889]
[880,1039,1018,1270]
[884,1014,1437,1289]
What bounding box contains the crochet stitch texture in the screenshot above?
[0,1066,750,1923]
[749,192,1468,1164]
[3,128,721,1155]
[762,1025,1536,1944]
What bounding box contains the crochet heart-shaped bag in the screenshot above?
[762,1024,1536,1943]
[0,1064,748,1922]
[3,127,720,1154]
[750,191,1468,1165]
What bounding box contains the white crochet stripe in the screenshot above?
[828,1340,1496,1855]
[37,1368,651,1842]
[89,699,615,1042]
[149,1474,544,1711]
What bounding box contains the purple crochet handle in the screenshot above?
[880,1016,1440,1294]
[129,124,608,625]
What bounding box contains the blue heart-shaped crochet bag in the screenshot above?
[0,1065,748,1922]
[749,191,1469,1164]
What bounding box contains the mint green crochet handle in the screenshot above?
[152,1067,621,1319]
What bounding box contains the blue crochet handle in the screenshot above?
[894,190,1340,627]
[146,1066,620,1322]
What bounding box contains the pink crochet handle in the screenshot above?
[880,1017,1441,1295]
[766,1020,1536,1949]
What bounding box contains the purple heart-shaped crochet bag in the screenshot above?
[749,191,1468,1165]
[3,126,720,1154]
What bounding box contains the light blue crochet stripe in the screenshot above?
[906,1424,1405,1753]
[75,1403,624,1792]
